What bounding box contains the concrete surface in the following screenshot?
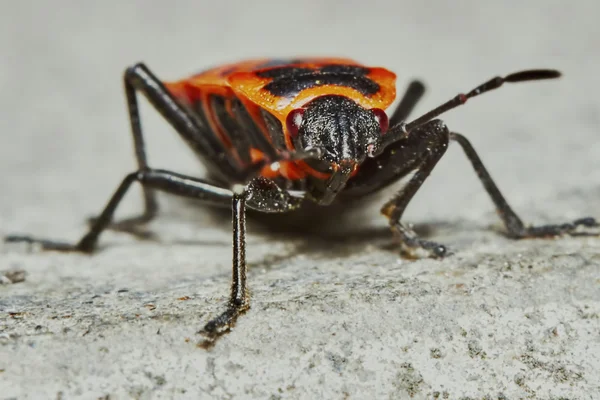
[1,1,600,399]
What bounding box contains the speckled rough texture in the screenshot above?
[1,2,600,399]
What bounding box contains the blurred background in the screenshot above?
[1,0,599,235]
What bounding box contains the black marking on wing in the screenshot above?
[261,109,287,151]
[210,95,252,165]
[174,97,242,181]
[230,99,279,160]
[258,64,379,98]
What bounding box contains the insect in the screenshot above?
[6,57,598,346]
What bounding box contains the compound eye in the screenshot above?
[286,108,305,139]
[371,108,389,134]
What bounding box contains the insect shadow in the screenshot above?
[155,195,451,264]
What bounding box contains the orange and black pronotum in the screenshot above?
[6,58,598,345]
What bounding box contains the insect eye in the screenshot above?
[286,108,305,139]
[371,108,389,134]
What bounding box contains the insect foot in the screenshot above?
[197,300,250,350]
[391,222,450,259]
[508,217,599,239]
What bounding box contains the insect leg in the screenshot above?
[6,170,302,345]
[343,119,453,257]
[199,177,303,346]
[378,120,451,257]
[6,170,234,252]
[93,63,241,234]
[389,80,426,127]
[120,64,159,227]
[449,132,598,238]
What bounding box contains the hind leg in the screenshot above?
[449,132,598,238]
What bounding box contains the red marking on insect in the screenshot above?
[286,108,305,139]
[372,108,389,134]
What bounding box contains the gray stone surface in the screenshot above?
[1,1,599,399]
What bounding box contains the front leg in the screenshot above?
[198,177,303,347]
[344,119,452,258]
[379,121,451,258]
